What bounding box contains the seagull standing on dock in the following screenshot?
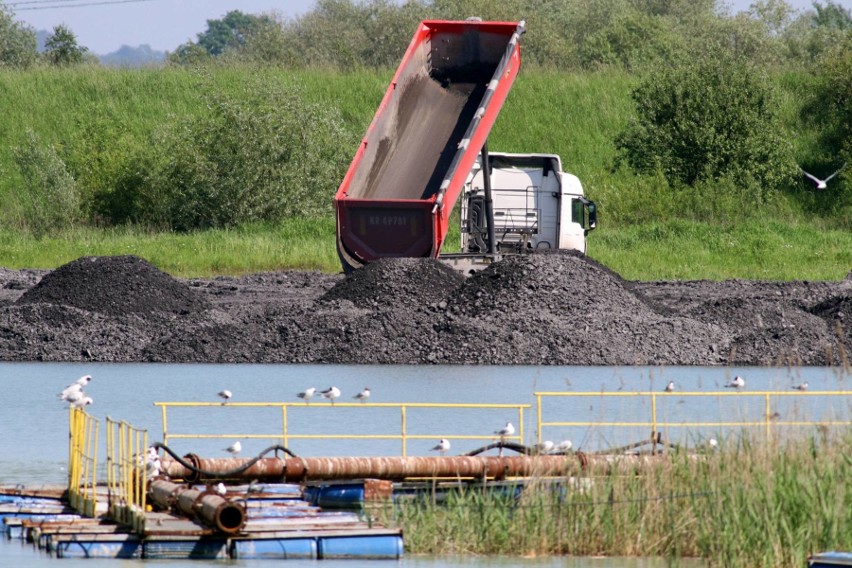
[321,386,341,405]
[801,162,846,190]
[225,441,242,456]
[792,381,809,391]
[297,387,316,404]
[725,376,746,389]
[552,440,573,454]
[664,380,675,393]
[354,387,371,403]
[217,390,232,404]
[430,438,450,455]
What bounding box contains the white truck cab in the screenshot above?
[460,152,597,254]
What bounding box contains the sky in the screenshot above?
[8,0,839,56]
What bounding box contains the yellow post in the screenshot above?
[518,407,525,445]
[161,404,168,446]
[536,393,542,445]
[401,406,407,457]
[282,405,288,448]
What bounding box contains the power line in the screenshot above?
[11,0,156,10]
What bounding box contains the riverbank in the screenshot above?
[0,252,849,365]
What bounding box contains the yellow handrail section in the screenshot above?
[67,407,99,518]
[535,390,852,445]
[105,417,148,534]
[154,402,529,457]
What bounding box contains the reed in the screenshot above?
[384,434,852,567]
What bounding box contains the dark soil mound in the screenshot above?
[321,257,465,308]
[17,255,210,316]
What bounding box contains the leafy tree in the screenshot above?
[614,54,795,205]
[0,3,38,68]
[44,24,88,66]
[196,10,272,56]
[13,129,80,236]
[139,75,356,230]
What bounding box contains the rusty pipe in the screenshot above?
[148,479,246,534]
[158,454,665,482]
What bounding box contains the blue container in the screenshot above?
[231,537,317,559]
[143,538,228,559]
[318,534,403,559]
[810,552,852,567]
[314,484,366,509]
[55,538,142,559]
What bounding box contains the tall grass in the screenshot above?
[387,434,852,567]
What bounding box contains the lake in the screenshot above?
[1,362,848,566]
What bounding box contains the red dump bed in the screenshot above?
[334,20,524,271]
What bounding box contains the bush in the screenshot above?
[0,3,37,69]
[13,129,80,237]
[614,53,795,205]
[138,73,355,231]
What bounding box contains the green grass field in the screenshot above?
[0,66,848,280]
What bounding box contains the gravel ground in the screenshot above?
[0,253,849,365]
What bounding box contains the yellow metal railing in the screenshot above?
[535,390,852,445]
[105,417,148,534]
[155,402,529,457]
[67,407,99,518]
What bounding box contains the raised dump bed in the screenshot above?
[335,19,524,271]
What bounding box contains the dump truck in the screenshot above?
[334,19,596,273]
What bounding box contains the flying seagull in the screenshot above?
[224,441,242,456]
[354,387,371,403]
[321,386,341,405]
[297,387,316,404]
[430,438,450,455]
[664,380,675,393]
[217,390,232,403]
[801,162,846,190]
[725,376,745,389]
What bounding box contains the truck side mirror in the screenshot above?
[587,202,597,231]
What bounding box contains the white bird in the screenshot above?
[495,421,515,439]
[708,437,719,450]
[792,381,809,391]
[536,440,554,454]
[725,376,745,389]
[801,162,846,190]
[320,386,341,405]
[224,441,242,456]
[297,387,316,404]
[217,390,232,403]
[354,387,371,403]
[146,455,161,477]
[430,438,450,455]
[60,384,84,402]
[552,440,573,454]
[664,380,675,393]
[214,482,227,496]
[59,375,91,399]
[70,396,93,408]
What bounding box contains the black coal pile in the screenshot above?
[0,252,849,365]
[17,255,210,316]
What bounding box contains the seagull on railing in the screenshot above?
[297,387,316,404]
[792,381,809,391]
[495,421,515,441]
[354,387,371,403]
[664,380,675,393]
[217,390,232,404]
[321,386,341,405]
[59,375,91,400]
[430,438,450,456]
[70,396,93,408]
[224,441,242,456]
[801,162,846,190]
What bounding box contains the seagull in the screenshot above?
[354,387,371,403]
[801,162,846,190]
[725,376,745,389]
[792,381,809,391]
[495,421,515,440]
[664,380,675,393]
[224,441,242,456]
[69,396,93,408]
[430,438,450,455]
[60,384,84,403]
[708,438,719,450]
[535,440,554,454]
[297,387,316,404]
[320,386,341,405]
[59,375,91,399]
[552,440,573,454]
[146,455,161,477]
[214,482,227,496]
[217,390,232,403]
